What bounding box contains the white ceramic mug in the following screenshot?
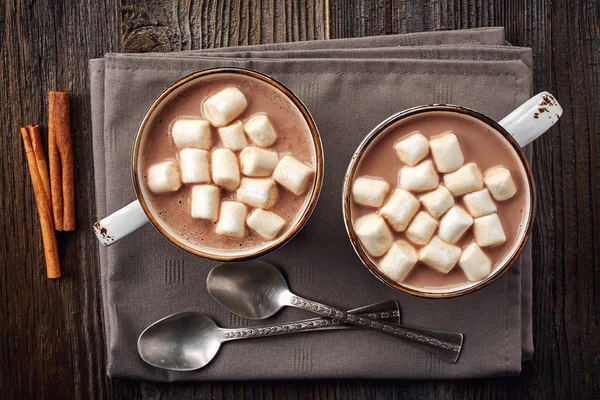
[94,68,324,261]
[342,92,562,298]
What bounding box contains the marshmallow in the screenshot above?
[418,185,455,219]
[394,132,429,167]
[147,161,182,194]
[463,189,497,217]
[484,166,517,201]
[354,213,394,257]
[170,118,212,149]
[191,184,219,221]
[246,209,286,240]
[215,201,247,237]
[473,213,506,247]
[212,148,240,191]
[458,242,492,281]
[351,176,391,208]
[438,205,473,244]
[179,148,210,184]
[239,147,279,177]
[419,236,461,274]
[443,162,483,196]
[399,159,439,192]
[378,240,418,283]
[218,121,247,151]
[203,86,248,127]
[236,178,278,209]
[272,155,315,195]
[405,211,438,245]
[429,132,465,173]
[243,115,277,147]
[379,188,420,232]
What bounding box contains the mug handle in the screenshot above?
[499,91,562,147]
[94,200,149,246]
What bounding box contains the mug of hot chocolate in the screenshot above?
[343,93,562,298]
[94,68,323,261]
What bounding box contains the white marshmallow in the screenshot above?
[378,240,418,283]
[243,115,277,147]
[418,185,455,219]
[215,201,247,237]
[272,155,315,195]
[473,213,506,247]
[236,178,278,209]
[170,118,212,149]
[351,176,391,208]
[218,121,247,151]
[354,213,394,257]
[212,148,240,191]
[458,242,492,281]
[179,148,210,184]
[379,188,420,232]
[429,132,465,173]
[203,86,248,127]
[394,132,429,167]
[399,159,439,192]
[405,211,438,245]
[484,166,517,201]
[246,209,286,240]
[239,147,279,177]
[463,189,497,217]
[191,184,219,221]
[419,236,461,274]
[438,205,473,244]
[443,163,483,196]
[147,161,182,194]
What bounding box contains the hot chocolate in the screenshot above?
[139,73,317,255]
[350,111,528,290]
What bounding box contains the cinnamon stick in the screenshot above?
[27,125,51,206]
[48,91,75,231]
[20,126,61,279]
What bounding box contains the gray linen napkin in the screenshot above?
[90,27,534,381]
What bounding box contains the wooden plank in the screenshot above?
[121,0,329,52]
[0,0,120,399]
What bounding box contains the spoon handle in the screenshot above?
[221,307,400,341]
[288,295,463,363]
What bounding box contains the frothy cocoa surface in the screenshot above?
[351,111,528,290]
[140,74,316,254]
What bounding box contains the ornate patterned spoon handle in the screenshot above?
[221,309,400,340]
[288,295,463,363]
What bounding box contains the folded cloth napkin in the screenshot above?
[91,27,534,381]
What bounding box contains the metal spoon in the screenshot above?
[138,300,401,371]
[207,261,464,363]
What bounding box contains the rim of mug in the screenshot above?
[132,67,324,261]
[342,104,537,299]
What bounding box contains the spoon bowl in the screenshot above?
[206,260,290,319]
[138,312,222,371]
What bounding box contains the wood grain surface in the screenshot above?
[1,0,598,399]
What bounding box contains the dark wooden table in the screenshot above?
[2,1,599,398]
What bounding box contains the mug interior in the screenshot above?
[344,107,534,298]
[133,69,323,261]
